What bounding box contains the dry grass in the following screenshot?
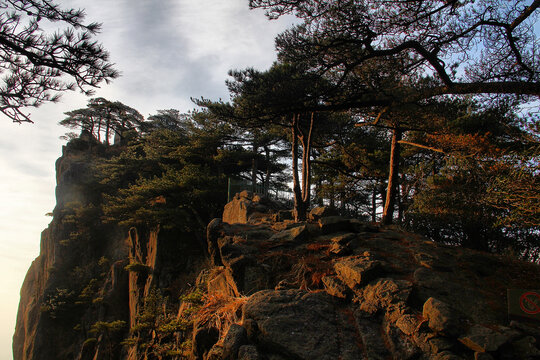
[306,243,330,252]
[195,293,248,339]
[290,255,334,290]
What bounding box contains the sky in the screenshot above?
[0,1,295,358]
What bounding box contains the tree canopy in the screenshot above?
[250,0,540,107]
[0,0,118,123]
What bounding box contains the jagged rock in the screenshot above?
[510,320,540,337]
[308,206,338,221]
[219,242,256,269]
[423,297,468,337]
[413,330,437,354]
[242,289,362,360]
[16,151,540,360]
[222,191,279,225]
[222,324,248,360]
[223,192,253,224]
[207,267,240,297]
[334,256,384,289]
[207,218,224,266]
[382,316,421,359]
[356,278,412,314]
[238,345,260,360]
[322,275,349,299]
[396,314,420,336]
[458,324,513,353]
[268,225,308,247]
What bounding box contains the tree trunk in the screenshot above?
[264,145,271,196]
[291,115,306,221]
[96,116,102,142]
[301,112,314,208]
[371,185,377,222]
[105,118,110,146]
[382,127,402,225]
[251,142,258,193]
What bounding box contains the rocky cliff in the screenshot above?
[13,145,540,360]
[13,139,206,360]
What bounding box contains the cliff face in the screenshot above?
[13,139,206,360]
[13,143,540,360]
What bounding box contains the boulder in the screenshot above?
[396,314,420,336]
[221,324,248,360]
[223,192,253,224]
[268,225,308,247]
[423,297,468,337]
[357,278,412,314]
[458,325,513,353]
[321,275,349,299]
[207,267,240,297]
[334,256,384,289]
[223,191,275,224]
[242,289,362,360]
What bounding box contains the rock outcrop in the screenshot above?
[196,202,540,360]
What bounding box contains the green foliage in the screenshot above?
[126,287,205,358]
[60,98,144,145]
[180,288,204,305]
[0,2,118,123]
[124,262,152,274]
[89,320,126,335]
[41,288,77,319]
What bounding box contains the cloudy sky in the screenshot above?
[0,1,295,357]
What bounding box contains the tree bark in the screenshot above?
[301,112,314,206]
[264,145,271,196]
[251,142,258,193]
[291,114,306,221]
[382,127,402,225]
[371,185,377,222]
